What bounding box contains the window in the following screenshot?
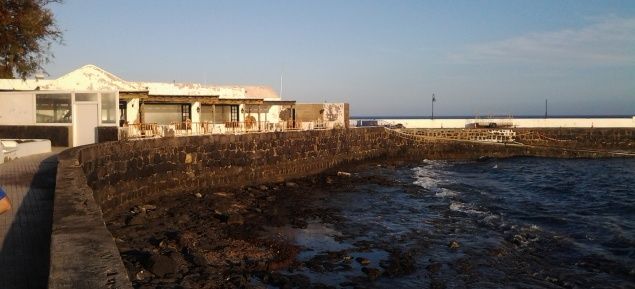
[101,92,117,124]
[75,93,98,102]
[119,101,127,126]
[36,93,72,123]
[181,104,191,122]
[230,105,239,122]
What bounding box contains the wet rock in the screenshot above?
[287,274,310,288]
[356,257,371,266]
[145,254,176,278]
[135,269,153,281]
[426,262,442,273]
[448,240,460,249]
[382,250,417,277]
[362,267,382,280]
[228,274,248,287]
[430,279,447,289]
[267,272,290,287]
[511,234,528,246]
[194,192,203,198]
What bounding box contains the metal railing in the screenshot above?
[118,119,344,140]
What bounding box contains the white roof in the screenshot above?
[0,64,281,100]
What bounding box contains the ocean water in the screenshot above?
[277,158,635,288]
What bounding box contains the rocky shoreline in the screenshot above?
[105,161,416,289]
[106,158,634,289]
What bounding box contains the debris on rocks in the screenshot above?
[448,240,460,249]
[194,192,203,198]
[337,171,352,177]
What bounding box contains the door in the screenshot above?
[75,103,99,146]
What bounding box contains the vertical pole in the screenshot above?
[431,93,435,120]
[257,105,261,131]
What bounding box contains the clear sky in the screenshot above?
[46,0,634,116]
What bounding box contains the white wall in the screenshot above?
[360,117,635,128]
[0,92,36,125]
[126,99,140,124]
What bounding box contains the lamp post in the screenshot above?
[431,93,436,120]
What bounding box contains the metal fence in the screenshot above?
[118,120,337,140]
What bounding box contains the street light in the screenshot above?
[431,93,437,120]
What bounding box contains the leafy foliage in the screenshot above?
[0,0,62,79]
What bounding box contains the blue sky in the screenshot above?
[46,0,634,116]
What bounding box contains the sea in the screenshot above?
[274,157,635,288]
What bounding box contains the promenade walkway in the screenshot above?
[0,153,58,289]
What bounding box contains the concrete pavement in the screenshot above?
[0,153,58,289]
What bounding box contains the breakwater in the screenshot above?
[48,127,635,288]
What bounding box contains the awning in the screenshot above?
[263,100,296,105]
[144,95,220,104]
[119,91,149,99]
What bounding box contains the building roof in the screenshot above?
[0,65,281,100]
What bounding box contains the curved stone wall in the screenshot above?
[47,127,634,288]
[49,128,390,289]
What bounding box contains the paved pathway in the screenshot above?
[0,153,58,289]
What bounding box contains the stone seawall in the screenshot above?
[48,127,635,289]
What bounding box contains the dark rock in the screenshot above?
[227,214,245,225]
[430,279,447,289]
[356,257,371,266]
[145,254,176,278]
[126,213,146,226]
[361,267,382,280]
[212,210,229,223]
[287,274,311,288]
[268,272,290,287]
[135,269,153,281]
[191,253,207,266]
[426,262,442,273]
[382,250,417,277]
[229,274,248,287]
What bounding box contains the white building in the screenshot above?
[0,65,306,146]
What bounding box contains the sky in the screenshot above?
[45,0,634,117]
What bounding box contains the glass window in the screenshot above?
[101,92,117,124]
[181,104,191,122]
[75,93,98,102]
[230,105,239,122]
[36,93,72,123]
[144,104,181,125]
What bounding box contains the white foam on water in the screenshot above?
[449,202,488,215]
[435,188,458,197]
[412,164,459,197]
